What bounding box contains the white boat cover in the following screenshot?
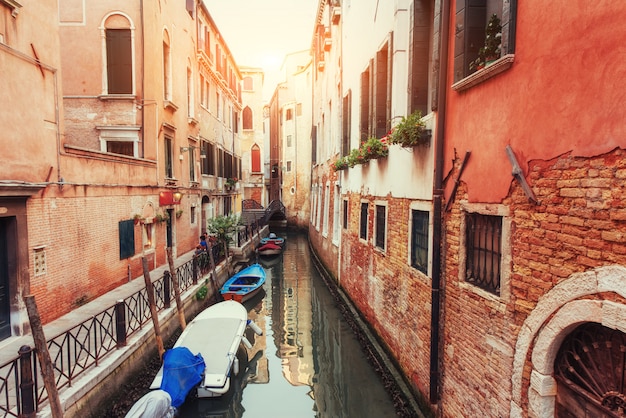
[124,390,176,418]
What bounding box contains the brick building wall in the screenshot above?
[440,147,626,417]
[26,189,199,324]
[339,191,433,402]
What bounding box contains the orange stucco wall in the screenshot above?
[444,2,626,203]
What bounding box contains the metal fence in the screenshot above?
[0,244,225,417]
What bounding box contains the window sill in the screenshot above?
[1,0,22,16]
[452,54,515,92]
[99,94,136,101]
[164,100,178,111]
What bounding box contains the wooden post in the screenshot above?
[163,271,171,309]
[24,295,64,418]
[142,257,164,359]
[166,247,186,330]
[114,300,127,348]
[18,345,36,418]
[207,242,221,301]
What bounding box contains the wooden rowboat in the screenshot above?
[220,263,266,303]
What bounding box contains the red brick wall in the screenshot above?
[440,148,626,417]
[339,192,433,400]
[27,189,199,324]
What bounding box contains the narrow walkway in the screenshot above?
[0,250,197,366]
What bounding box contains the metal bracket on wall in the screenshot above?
[445,150,471,212]
[505,145,539,205]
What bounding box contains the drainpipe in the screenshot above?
[430,0,450,405]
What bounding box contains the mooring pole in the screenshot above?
[142,257,164,359]
[24,295,64,418]
[166,247,186,330]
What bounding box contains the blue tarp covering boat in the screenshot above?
[160,347,205,407]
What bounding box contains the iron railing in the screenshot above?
[0,243,226,416]
[237,219,264,247]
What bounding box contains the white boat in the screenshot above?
[149,300,261,400]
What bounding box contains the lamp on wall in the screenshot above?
[159,191,182,205]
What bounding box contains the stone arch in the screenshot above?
[510,265,626,417]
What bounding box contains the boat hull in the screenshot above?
[150,300,248,398]
[220,264,266,303]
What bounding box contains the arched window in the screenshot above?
[251,144,261,173]
[555,322,626,417]
[243,106,253,130]
[102,13,134,95]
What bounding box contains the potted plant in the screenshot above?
[175,209,183,219]
[347,148,365,167]
[469,13,502,72]
[360,137,389,160]
[226,177,238,189]
[388,110,430,147]
[133,213,143,225]
[155,212,169,223]
[333,156,349,171]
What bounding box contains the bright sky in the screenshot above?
[205,0,319,100]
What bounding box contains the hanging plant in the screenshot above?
[388,110,430,147]
[333,156,349,171]
[155,212,170,223]
[360,137,389,160]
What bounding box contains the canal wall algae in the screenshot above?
[307,235,433,418]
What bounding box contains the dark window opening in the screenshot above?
[107,141,133,157]
[465,213,502,294]
[411,210,429,273]
[453,0,517,82]
[360,202,368,240]
[106,29,132,94]
[164,136,173,178]
[375,205,386,250]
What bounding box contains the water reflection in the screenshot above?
[178,233,397,417]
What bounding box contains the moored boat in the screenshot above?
[259,232,285,247]
[149,300,262,403]
[220,263,266,303]
[256,242,282,256]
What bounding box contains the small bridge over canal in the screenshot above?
[242,199,287,228]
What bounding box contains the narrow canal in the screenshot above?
[105,232,420,417]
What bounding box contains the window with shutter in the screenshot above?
[453,0,517,83]
[106,29,132,94]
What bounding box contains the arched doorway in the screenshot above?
[555,322,626,417]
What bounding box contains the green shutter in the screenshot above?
[119,220,135,260]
